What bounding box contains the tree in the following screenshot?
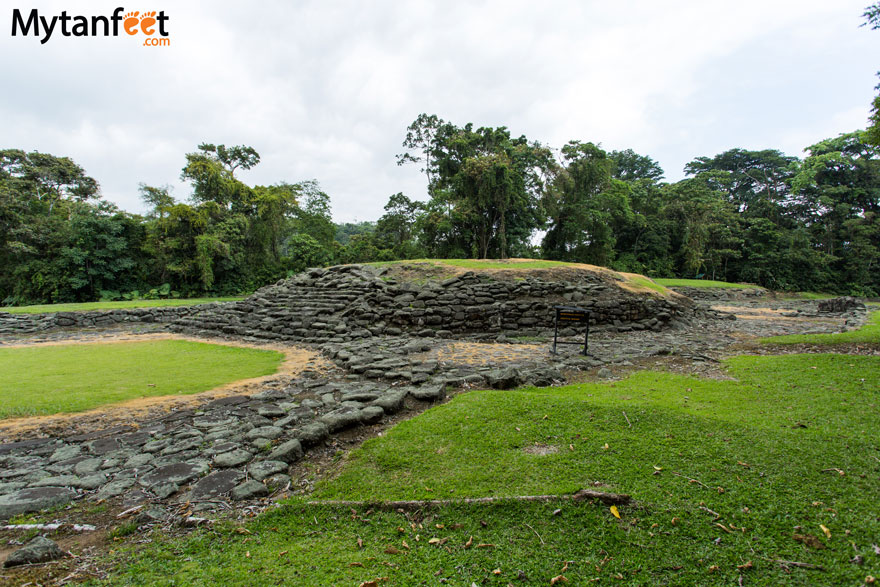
[375,192,423,257]
[197,143,260,177]
[865,3,880,145]
[608,149,664,182]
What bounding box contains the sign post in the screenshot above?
[551,305,590,355]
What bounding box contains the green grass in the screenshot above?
[107,353,880,585]
[623,274,670,295]
[762,310,880,346]
[653,278,762,289]
[367,258,572,270]
[0,340,283,418]
[0,297,244,314]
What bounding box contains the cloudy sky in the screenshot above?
[3,1,879,222]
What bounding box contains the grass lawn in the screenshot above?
[0,297,244,315]
[652,278,762,289]
[107,353,880,586]
[0,340,283,419]
[762,310,880,346]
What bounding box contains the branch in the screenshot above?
[306,489,631,511]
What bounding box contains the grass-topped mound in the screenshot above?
[762,309,880,346]
[367,258,677,298]
[0,339,283,419]
[652,277,765,290]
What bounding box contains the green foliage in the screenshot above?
[0,297,243,314]
[0,340,282,418]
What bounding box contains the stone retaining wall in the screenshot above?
[0,304,223,336]
[174,265,690,343]
[670,286,766,301]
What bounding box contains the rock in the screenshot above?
[296,422,329,446]
[485,367,521,390]
[268,440,303,464]
[0,487,77,520]
[190,470,244,499]
[213,449,253,468]
[360,406,384,424]
[263,473,291,491]
[320,409,362,432]
[49,445,81,463]
[138,462,209,488]
[597,368,613,379]
[245,426,283,441]
[247,460,287,481]
[149,482,178,499]
[370,389,408,413]
[93,479,135,500]
[409,385,445,401]
[3,536,65,568]
[231,480,269,501]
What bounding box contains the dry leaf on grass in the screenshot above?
[793,534,826,549]
[550,575,568,585]
[610,505,621,519]
[820,524,831,539]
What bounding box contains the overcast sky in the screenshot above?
[3,1,879,222]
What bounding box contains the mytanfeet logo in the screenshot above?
[11,7,170,47]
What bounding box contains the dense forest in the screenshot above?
[1,9,878,306]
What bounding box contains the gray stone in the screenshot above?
[74,458,103,475]
[245,426,283,441]
[124,453,153,469]
[49,445,81,463]
[247,460,287,481]
[370,389,408,413]
[93,479,135,500]
[3,536,65,568]
[597,368,613,379]
[213,449,254,468]
[263,473,291,491]
[257,405,286,418]
[150,482,179,499]
[409,384,445,401]
[360,406,384,424]
[0,487,77,520]
[485,367,521,390]
[191,470,244,499]
[139,462,208,488]
[267,439,303,464]
[231,480,269,501]
[320,409,362,432]
[295,421,329,446]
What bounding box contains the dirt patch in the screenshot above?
[522,444,559,455]
[0,334,332,443]
[419,341,548,367]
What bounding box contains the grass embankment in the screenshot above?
[762,310,880,346]
[0,340,283,419]
[652,278,761,289]
[0,297,244,314]
[109,353,880,585]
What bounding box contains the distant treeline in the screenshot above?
[1,118,878,305]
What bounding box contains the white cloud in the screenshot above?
[1,0,877,218]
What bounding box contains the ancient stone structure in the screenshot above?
[174,265,689,342]
[0,304,222,336]
[668,286,766,301]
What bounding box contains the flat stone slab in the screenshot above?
[191,470,244,499]
[268,439,303,464]
[248,460,287,481]
[409,384,445,401]
[4,536,65,568]
[138,462,208,488]
[0,487,77,520]
[213,449,253,468]
[231,479,269,501]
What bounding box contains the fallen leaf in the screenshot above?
[278,550,288,557]
[610,505,621,519]
[737,461,750,468]
[653,465,663,471]
[602,443,609,450]
[794,533,826,549]
[245,551,251,558]
[708,565,719,573]
[428,538,441,545]
[820,524,831,539]
[402,540,410,550]
[384,547,401,555]
[569,444,574,451]
[357,538,364,549]
[235,527,252,535]
[359,582,378,587]
[464,536,473,549]
[715,523,732,534]
[492,569,501,575]
[349,562,364,567]
[550,575,568,584]
[737,561,753,571]
[476,543,495,549]
[561,562,569,572]
[671,517,679,526]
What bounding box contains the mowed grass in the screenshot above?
[0,297,244,314]
[0,340,283,418]
[762,310,880,345]
[108,353,880,586]
[653,278,762,289]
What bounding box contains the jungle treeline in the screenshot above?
[1,115,878,307]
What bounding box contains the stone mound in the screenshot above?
[173,264,689,342]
